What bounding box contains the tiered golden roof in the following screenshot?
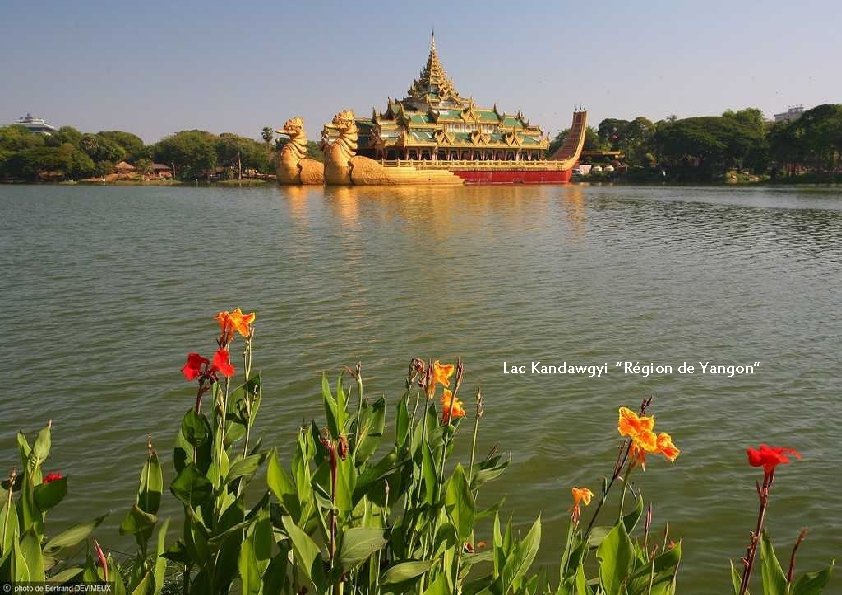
[406,34,462,106]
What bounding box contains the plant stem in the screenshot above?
[467,389,481,489]
[787,529,808,584]
[584,439,631,539]
[739,472,774,595]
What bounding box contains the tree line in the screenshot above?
[549,103,842,182]
[0,126,275,182]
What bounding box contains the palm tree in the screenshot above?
[261,127,273,146]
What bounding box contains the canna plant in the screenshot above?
[0,309,836,594]
[262,357,512,593]
[732,445,834,595]
[163,307,268,593]
[0,421,108,585]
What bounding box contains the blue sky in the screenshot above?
[2,0,840,142]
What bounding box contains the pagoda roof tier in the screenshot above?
[405,33,464,108]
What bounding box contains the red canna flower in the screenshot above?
[43,472,63,484]
[746,444,801,477]
[181,353,209,381]
[211,349,235,378]
[93,539,109,582]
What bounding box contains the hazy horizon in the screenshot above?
[2,0,840,143]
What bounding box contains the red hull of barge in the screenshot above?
[453,169,573,184]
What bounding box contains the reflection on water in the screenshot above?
[1,183,841,594]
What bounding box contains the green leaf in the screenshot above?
[138,448,164,516]
[621,494,644,534]
[0,498,19,554]
[170,464,212,508]
[339,527,387,571]
[730,560,743,595]
[267,450,300,520]
[445,464,475,541]
[790,562,835,595]
[181,409,212,448]
[281,516,324,584]
[322,374,340,439]
[421,442,438,505]
[355,396,386,464]
[153,519,170,595]
[238,535,260,595]
[574,561,589,595]
[471,454,510,490]
[396,397,410,447]
[652,540,682,574]
[19,529,45,582]
[33,424,52,463]
[504,516,541,589]
[34,477,67,512]
[225,452,266,485]
[336,375,348,432]
[119,504,157,537]
[48,567,83,584]
[423,573,450,595]
[380,560,434,585]
[44,514,108,553]
[760,531,787,595]
[596,521,634,595]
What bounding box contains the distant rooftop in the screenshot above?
[773,105,804,123]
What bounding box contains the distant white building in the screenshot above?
[15,113,57,135]
[773,105,804,123]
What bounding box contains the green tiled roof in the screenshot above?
[476,110,500,123]
[408,113,433,124]
[409,131,436,143]
[501,116,524,128]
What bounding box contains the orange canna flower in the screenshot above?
[656,432,680,462]
[570,486,594,522]
[618,406,680,468]
[215,308,256,338]
[432,360,455,388]
[571,487,593,507]
[618,406,655,438]
[440,389,466,424]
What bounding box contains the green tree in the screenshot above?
[49,126,84,148]
[97,130,146,160]
[261,126,273,146]
[153,130,217,179]
[654,115,767,181]
[80,134,127,164]
[0,124,46,152]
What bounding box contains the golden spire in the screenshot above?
[407,32,460,104]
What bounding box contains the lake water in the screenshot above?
[1,183,840,592]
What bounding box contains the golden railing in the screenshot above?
[377,159,572,171]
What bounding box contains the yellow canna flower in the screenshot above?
[571,487,593,508]
[617,406,655,438]
[432,360,455,388]
[440,389,466,424]
[656,432,680,462]
[215,308,256,338]
[570,486,594,523]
